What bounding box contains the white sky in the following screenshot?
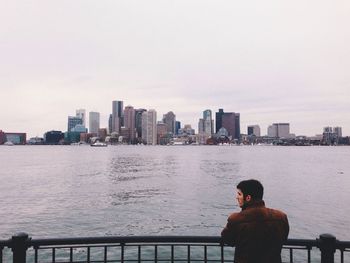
[1,1,349,138]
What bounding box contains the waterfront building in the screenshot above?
[198,119,205,135]
[28,137,44,145]
[235,113,241,140]
[334,127,342,137]
[120,127,131,143]
[112,100,124,133]
[76,109,86,127]
[215,109,240,140]
[163,111,176,135]
[135,108,147,140]
[68,116,83,132]
[64,131,81,144]
[0,130,5,144]
[4,132,26,145]
[178,124,195,136]
[71,124,87,133]
[124,106,136,143]
[157,122,168,145]
[322,126,341,145]
[89,112,100,134]
[202,109,214,135]
[108,114,113,134]
[175,121,181,135]
[80,133,96,143]
[247,125,261,137]
[222,113,235,139]
[44,130,64,144]
[215,109,224,133]
[142,109,157,145]
[98,128,108,141]
[268,123,290,138]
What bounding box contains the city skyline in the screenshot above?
[1,1,349,138]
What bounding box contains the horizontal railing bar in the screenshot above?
[2,235,349,250]
[18,236,320,247]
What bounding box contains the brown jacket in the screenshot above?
[221,200,289,263]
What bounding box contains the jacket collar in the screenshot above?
[242,199,265,211]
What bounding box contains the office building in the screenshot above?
[68,116,83,132]
[135,108,147,139]
[124,105,136,143]
[4,132,26,145]
[76,109,86,127]
[215,109,240,140]
[89,112,100,134]
[112,100,124,133]
[0,130,5,144]
[44,131,64,144]
[175,121,181,135]
[334,127,342,137]
[142,109,157,145]
[163,111,176,135]
[267,123,290,138]
[157,122,168,145]
[247,125,261,137]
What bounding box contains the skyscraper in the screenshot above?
[76,109,86,127]
[135,108,146,139]
[142,109,157,145]
[112,100,124,133]
[203,109,214,135]
[215,109,240,140]
[89,112,100,134]
[67,116,83,132]
[124,105,136,143]
[215,109,224,133]
[163,111,176,135]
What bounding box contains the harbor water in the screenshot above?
[0,145,349,241]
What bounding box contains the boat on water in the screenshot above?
[90,141,108,147]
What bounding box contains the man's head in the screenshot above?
[236,179,264,208]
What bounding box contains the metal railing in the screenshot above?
[0,233,349,263]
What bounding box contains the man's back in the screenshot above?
[221,200,289,263]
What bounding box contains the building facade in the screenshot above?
[215,109,240,140]
[267,123,290,138]
[163,111,176,135]
[135,108,147,140]
[67,116,83,132]
[142,109,157,145]
[124,105,136,143]
[76,109,86,127]
[247,125,261,137]
[112,100,124,133]
[89,112,100,134]
[4,132,26,145]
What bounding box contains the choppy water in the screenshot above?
[0,145,349,241]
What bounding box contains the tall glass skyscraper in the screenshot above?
[112,100,124,133]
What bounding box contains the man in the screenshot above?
[221,179,289,263]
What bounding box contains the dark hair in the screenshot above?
[237,179,264,200]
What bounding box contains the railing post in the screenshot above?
[318,234,336,263]
[11,233,29,263]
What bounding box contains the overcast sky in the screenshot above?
[1,1,349,138]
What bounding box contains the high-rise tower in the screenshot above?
[124,105,136,143]
[142,109,157,145]
[112,100,124,133]
[76,109,86,127]
[89,112,100,134]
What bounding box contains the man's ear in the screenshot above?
[245,195,252,202]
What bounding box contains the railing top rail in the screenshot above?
[1,235,349,249]
[29,236,222,247]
